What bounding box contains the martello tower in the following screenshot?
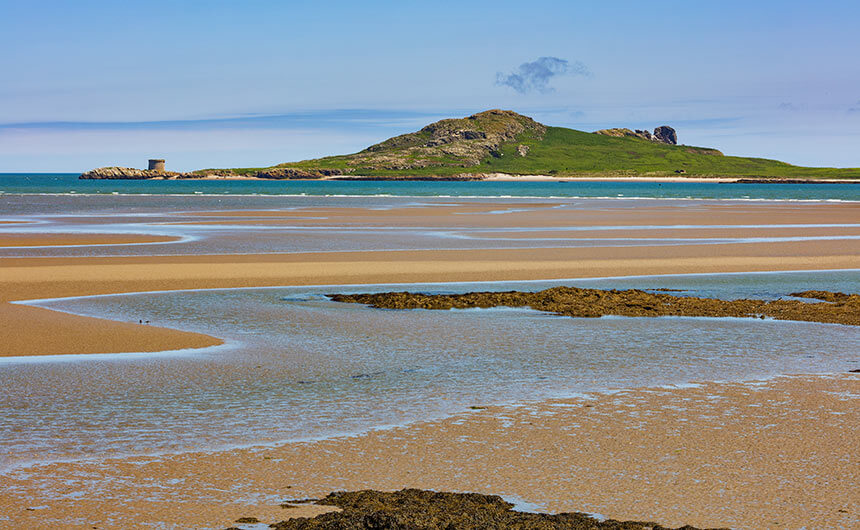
[148,159,165,171]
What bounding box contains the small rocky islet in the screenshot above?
[240,488,722,529]
[327,287,860,326]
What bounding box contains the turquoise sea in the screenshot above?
[1,173,859,201]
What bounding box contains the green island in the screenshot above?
[82,109,860,180]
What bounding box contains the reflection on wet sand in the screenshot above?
[0,197,858,529]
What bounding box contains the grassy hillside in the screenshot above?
[202,110,860,179]
[476,126,860,178]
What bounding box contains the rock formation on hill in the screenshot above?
[653,125,678,145]
[594,125,677,145]
[341,109,547,170]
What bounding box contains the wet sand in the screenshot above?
[0,233,180,247]
[3,239,859,356]
[174,201,860,229]
[2,374,855,529]
[1,200,858,528]
[463,225,860,240]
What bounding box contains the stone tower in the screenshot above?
[148,159,166,171]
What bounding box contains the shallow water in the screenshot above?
[2,193,858,259]
[2,271,857,470]
[2,173,860,201]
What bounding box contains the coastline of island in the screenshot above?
[77,168,860,184]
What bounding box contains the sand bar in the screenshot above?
[2,239,859,356]
[0,233,180,247]
[170,202,860,229]
[457,226,860,240]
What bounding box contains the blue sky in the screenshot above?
[2,0,859,171]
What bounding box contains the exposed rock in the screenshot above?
[269,489,718,529]
[594,126,678,145]
[653,126,677,145]
[345,109,547,170]
[328,287,860,326]
[593,128,653,141]
[80,166,347,180]
[790,290,853,303]
[517,144,530,157]
[254,168,345,180]
[635,129,653,141]
[79,167,187,180]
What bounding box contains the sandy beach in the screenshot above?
[2,374,856,529]
[1,198,858,529]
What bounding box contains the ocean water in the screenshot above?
[2,271,858,470]
[1,173,859,201]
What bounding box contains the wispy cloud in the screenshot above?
[848,100,860,113]
[496,57,590,94]
[0,109,448,132]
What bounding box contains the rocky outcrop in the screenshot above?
[269,489,716,529]
[594,125,677,145]
[254,168,346,179]
[592,128,648,141]
[79,167,188,179]
[80,166,347,180]
[653,125,677,145]
[347,109,547,170]
[329,287,860,326]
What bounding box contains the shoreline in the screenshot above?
[89,172,860,183]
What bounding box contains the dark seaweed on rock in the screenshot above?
[269,489,719,529]
[789,290,853,303]
[328,287,860,326]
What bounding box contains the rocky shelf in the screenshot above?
[79,167,349,180]
[243,488,722,529]
[327,287,860,326]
